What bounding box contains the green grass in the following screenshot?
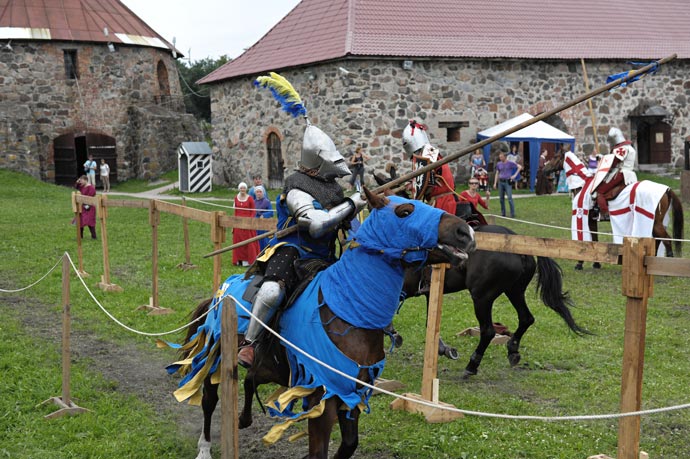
[0,168,688,458]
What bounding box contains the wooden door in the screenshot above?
[649,121,671,164]
[53,133,77,186]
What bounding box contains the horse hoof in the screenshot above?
[444,346,459,360]
[239,417,253,429]
[574,263,583,271]
[592,262,601,269]
[392,333,403,348]
[462,369,476,380]
[508,353,521,367]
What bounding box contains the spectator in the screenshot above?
[248,175,263,200]
[470,148,486,178]
[74,175,97,239]
[507,144,523,189]
[232,182,260,267]
[493,152,522,218]
[99,158,111,192]
[83,154,97,186]
[459,179,489,211]
[535,150,553,195]
[253,185,273,251]
[348,146,370,191]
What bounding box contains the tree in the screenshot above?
[176,56,230,122]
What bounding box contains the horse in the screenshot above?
[544,153,684,260]
[166,188,476,459]
[402,224,589,378]
[372,169,588,376]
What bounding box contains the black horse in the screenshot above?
[401,224,589,378]
[371,171,588,378]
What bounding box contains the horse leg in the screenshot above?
[305,389,337,459]
[463,296,499,379]
[503,289,535,368]
[238,374,255,428]
[196,378,218,459]
[333,406,360,459]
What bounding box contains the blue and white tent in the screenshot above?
[477,113,575,192]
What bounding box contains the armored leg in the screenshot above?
[238,280,285,368]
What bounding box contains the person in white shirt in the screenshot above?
[99,158,110,192]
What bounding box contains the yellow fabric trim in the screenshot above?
[263,396,326,445]
[256,242,287,263]
[266,386,317,412]
[288,431,308,442]
[172,341,219,404]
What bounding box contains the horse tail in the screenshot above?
[668,189,684,257]
[181,298,213,354]
[535,256,590,336]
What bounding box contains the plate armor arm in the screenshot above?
[287,189,366,239]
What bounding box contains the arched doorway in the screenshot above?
[631,104,673,165]
[266,132,284,189]
[157,60,171,104]
[53,133,117,187]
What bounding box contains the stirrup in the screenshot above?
[238,341,255,369]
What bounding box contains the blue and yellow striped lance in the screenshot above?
[254,72,308,118]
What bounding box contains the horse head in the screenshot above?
[361,186,475,267]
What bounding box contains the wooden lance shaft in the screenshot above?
[204,53,676,259]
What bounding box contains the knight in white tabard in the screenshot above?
[590,127,637,220]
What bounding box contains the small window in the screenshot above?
[438,121,469,142]
[64,50,78,79]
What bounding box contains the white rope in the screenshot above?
[487,213,690,243]
[183,196,272,213]
[64,252,212,337]
[230,295,690,422]
[0,255,63,293]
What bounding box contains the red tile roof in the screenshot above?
[0,0,177,54]
[200,0,690,84]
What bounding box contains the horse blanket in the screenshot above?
[162,271,386,443]
[571,180,670,255]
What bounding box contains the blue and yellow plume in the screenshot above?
[254,72,307,118]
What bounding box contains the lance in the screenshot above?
[204,53,675,259]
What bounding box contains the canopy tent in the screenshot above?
[477,113,575,191]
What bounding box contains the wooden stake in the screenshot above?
[177,197,198,271]
[617,237,655,459]
[73,192,89,278]
[96,194,122,292]
[39,255,89,419]
[211,211,226,293]
[580,58,601,154]
[137,201,172,314]
[221,296,239,459]
[391,264,463,423]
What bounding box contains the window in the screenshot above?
[438,121,469,142]
[64,49,78,79]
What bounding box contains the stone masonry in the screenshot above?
[209,58,689,188]
[0,41,201,183]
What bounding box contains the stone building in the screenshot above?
[0,0,201,186]
[199,0,690,189]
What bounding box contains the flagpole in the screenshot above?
[580,58,601,154]
[204,53,676,258]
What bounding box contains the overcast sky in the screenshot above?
[121,0,301,62]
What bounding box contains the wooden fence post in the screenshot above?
[39,254,89,419]
[391,263,462,423]
[138,200,172,315]
[220,296,239,459]
[617,237,655,459]
[211,211,226,293]
[72,192,88,277]
[177,197,198,271]
[96,194,122,292]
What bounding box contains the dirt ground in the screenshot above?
[3,295,392,459]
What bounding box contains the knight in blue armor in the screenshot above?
[238,121,367,368]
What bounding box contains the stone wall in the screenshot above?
[0,41,200,182]
[209,58,689,188]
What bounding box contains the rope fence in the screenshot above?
[2,251,689,423]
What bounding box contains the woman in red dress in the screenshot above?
[232,182,260,266]
[75,175,97,239]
